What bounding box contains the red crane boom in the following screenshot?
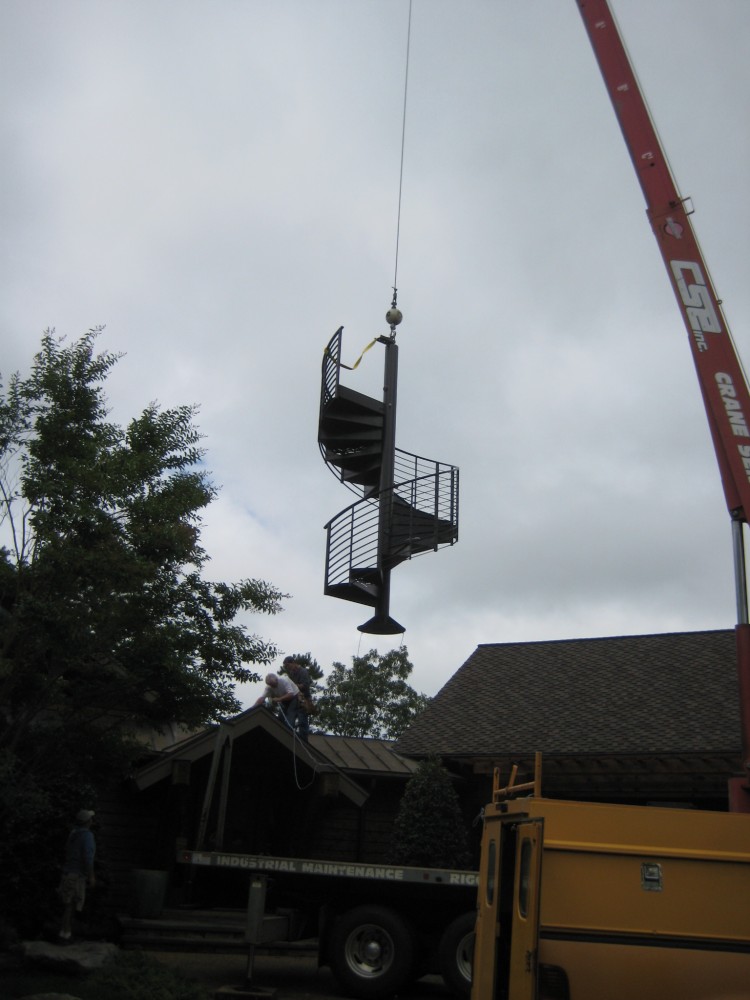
[576,0,750,808]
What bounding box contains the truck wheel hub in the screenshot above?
[363,939,382,962]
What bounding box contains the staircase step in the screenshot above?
[327,384,384,416]
[350,566,380,583]
[120,916,245,935]
[122,934,250,953]
[386,520,457,561]
[119,909,245,952]
[326,462,381,482]
[325,445,382,471]
[118,907,295,952]
[341,468,380,486]
[321,407,384,430]
[324,581,378,607]
[320,428,384,447]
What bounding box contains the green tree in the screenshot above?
[0,329,286,931]
[315,647,429,739]
[391,756,471,869]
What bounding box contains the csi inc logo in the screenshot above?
[670,259,721,352]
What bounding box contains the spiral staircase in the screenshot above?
[318,326,459,633]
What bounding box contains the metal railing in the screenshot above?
[324,464,459,598]
[324,495,381,601]
[320,327,342,415]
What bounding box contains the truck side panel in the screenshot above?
[541,846,749,943]
[471,797,750,1000]
[540,940,750,1000]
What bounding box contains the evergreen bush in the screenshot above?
[391,756,471,869]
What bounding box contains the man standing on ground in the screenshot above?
[58,809,96,942]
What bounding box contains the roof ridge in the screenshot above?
[476,628,734,651]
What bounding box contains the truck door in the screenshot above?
[507,819,543,1000]
[472,815,543,1000]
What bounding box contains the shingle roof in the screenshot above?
[394,630,741,758]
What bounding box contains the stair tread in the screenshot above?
[325,385,384,415]
[324,582,378,607]
[120,917,246,933]
[321,409,383,428]
[320,432,383,446]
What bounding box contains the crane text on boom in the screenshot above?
[715,373,750,440]
[670,259,721,352]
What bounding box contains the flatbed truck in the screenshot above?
[179,846,478,998]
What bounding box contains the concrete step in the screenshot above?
[118,908,311,954]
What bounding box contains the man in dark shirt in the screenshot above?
[283,656,312,742]
[58,809,96,941]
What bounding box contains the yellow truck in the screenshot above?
[471,762,750,1000]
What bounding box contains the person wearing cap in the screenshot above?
[281,656,312,742]
[57,808,96,941]
[253,672,302,736]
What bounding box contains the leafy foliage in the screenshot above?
[315,647,429,739]
[391,756,472,869]
[0,329,286,932]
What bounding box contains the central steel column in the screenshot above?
[359,333,404,634]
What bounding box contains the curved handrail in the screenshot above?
[324,466,459,594]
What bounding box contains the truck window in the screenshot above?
[485,838,496,905]
[518,839,533,918]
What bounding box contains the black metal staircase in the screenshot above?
[318,326,459,633]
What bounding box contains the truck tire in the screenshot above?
[330,904,415,999]
[438,911,475,998]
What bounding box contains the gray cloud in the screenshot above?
[2,0,748,704]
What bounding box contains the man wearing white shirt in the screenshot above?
[254,672,301,735]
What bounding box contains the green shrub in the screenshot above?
[391,756,471,869]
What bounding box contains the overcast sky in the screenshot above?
[2,1,749,706]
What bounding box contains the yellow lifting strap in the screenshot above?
[325,337,378,372]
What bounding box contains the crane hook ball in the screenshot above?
[386,308,403,327]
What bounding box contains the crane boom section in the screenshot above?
[576,0,750,521]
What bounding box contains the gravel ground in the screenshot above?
[153,951,452,1000]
